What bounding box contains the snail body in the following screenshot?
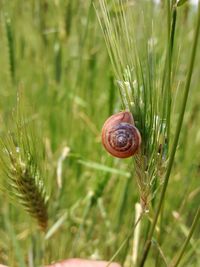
[101,111,141,158]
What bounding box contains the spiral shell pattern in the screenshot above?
[101,111,141,158]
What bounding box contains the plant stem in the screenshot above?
[166,2,177,142]
[106,211,144,267]
[139,2,200,266]
[156,5,177,263]
[168,207,200,267]
[155,203,165,267]
[5,16,16,84]
[132,203,142,266]
[71,193,93,256]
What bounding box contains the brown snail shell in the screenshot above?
[101,111,141,158]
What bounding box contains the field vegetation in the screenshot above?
[0,1,199,267]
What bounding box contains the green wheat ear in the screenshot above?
[97,0,169,210]
[0,106,49,231]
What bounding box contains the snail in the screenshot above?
[101,111,141,158]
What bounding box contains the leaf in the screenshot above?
[45,212,68,240]
[77,159,131,178]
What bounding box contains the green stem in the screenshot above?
[71,194,93,256]
[106,211,144,267]
[139,2,200,266]
[4,206,26,267]
[161,0,176,146]
[168,207,200,267]
[155,203,165,267]
[166,3,177,143]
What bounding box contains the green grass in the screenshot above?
[0,1,199,267]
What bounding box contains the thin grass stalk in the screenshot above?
[5,16,15,84]
[4,210,26,267]
[108,74,116,115]
[105,211,144,267]
[71,192,93,256]
[166,2,177,142]
[178,239,200,267]
[155,4,177,266]
[139,2,200,266]
[114,177,132,265]
[115,177,131,232]
[74,0,93,92]
[71,169,113,255]
[155,203,165,267]
[168,207,200,267]
[54,42,62,84]
[160,0,176,144]
[65,1,72,38]
[132,203,142,266]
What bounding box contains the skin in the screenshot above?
[0,258,121,267]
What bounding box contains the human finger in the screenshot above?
[46,258,121,267]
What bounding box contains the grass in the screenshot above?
[0,1,199,267]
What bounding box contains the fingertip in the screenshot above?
[45,258,122,267]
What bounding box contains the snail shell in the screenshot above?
[101,111,141,158]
